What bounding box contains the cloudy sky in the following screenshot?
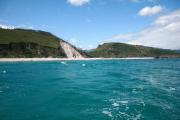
[0,0,180,49]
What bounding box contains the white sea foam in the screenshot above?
[109,99,115,102]
[82,64,86,67]
[125,106,129,110]
[132,88,137,93]
[118,111,126,115]
[112,102,119,107]
[61,61,67,65]
[2,70,6,74]
[148,76,157,85]
[102,110,112,117]
[103,98,145,120]
[140,101,146,107]
[119,101,128,104]
[169,87,176,91]
[132,114,142,120]
[137,85,144,90]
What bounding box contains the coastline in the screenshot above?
[0,57,155,62]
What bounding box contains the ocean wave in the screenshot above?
[101,98,145,120]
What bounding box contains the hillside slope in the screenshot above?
[0,28,87,58]
[87,42,180,58]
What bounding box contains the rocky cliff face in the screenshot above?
[60,41,84,58]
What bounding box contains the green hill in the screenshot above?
[0,28,179,58]
[87,42,180,58]
[0,28,61,48]
[0,28,87,58]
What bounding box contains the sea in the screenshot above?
[0,59,180,120]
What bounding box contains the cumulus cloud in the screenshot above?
[67,0,90,6]
[138,5,163,16]
[104,10,180,50]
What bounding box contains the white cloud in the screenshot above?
[17,24,34,29]
[138,5,163,16]
[104,10,180,50]
[131,0,157,3]
[67,0,90,6]
[0,24,15,29]
[68,37,83,48]
[69,37,78,44]
[0,24,35,30]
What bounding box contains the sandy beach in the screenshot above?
[0,57,154,62]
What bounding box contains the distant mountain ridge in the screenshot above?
[87,42,180,58]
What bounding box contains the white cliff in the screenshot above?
[60,41,84,58]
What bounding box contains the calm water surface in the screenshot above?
[0,59,180,120]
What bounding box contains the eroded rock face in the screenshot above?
[60,41,84,58]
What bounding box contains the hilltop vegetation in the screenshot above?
[0,28,60,48]
[0,28,87,58]
[0,28,179,58]
[87,42,180,58]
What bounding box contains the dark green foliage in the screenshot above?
[87,42,180,58]
[0,42,66,58]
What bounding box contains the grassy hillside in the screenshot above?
[87,42,180,58]
[0,28,67,58]
[0,28,60,48]
[0,28,88,58]
[0,28,179,58]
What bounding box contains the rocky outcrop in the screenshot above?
[60,41,84,58]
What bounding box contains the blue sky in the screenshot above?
[0,0,180,49]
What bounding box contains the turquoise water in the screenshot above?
[0,59,180,120]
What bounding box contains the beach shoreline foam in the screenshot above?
[0,57,154,62]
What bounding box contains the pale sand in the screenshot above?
[0,57,154,62]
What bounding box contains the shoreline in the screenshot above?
[0,57,155,62]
